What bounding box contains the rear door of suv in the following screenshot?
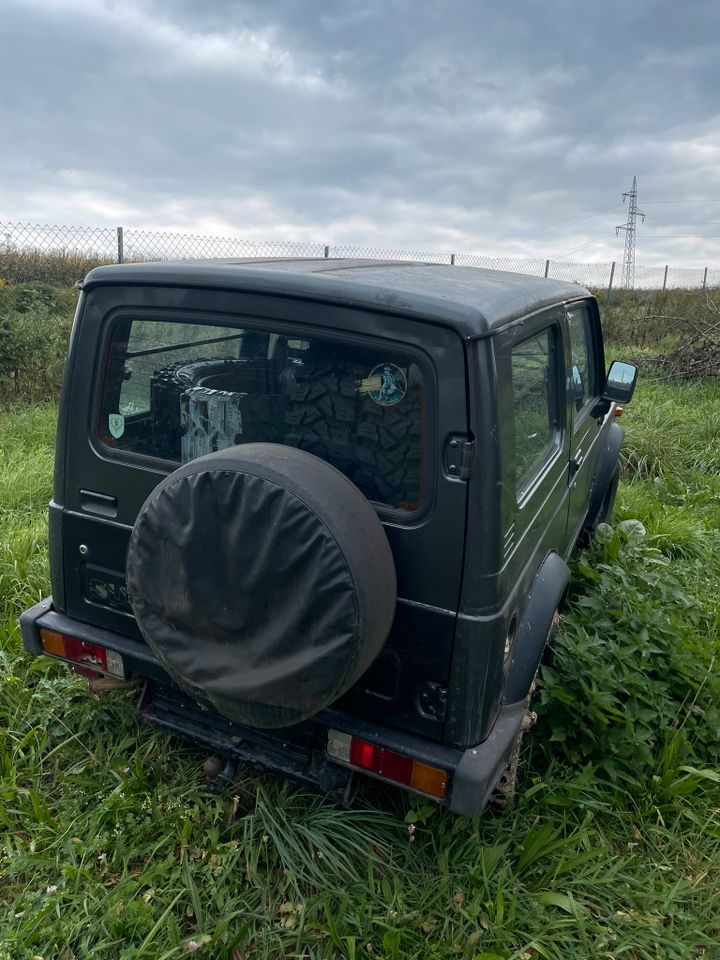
[57,281,470,739]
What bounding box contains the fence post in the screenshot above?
[117,226,124,264]
[323,245,330,259]
[544,259,550,278]
[606,261,615,306]
[703,266,708,289]
[450,253,455,265]
[662,265,668,292]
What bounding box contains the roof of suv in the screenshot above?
[82,258,593,339]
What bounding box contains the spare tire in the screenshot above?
[126,443,396,728]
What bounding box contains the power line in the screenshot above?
[525,204,622,245]
[640,234,720,239]
[551,235,616,258]
[642,198,720,204]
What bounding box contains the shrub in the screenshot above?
[0,248,111,286]
[537,520,720,780]
[0,283,77,399]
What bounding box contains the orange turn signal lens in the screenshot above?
[614,406,624,417]
[410,760,448,799]
[40,628,67,657]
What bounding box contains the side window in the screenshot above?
[566,304,598,412]
[511,327,559,492]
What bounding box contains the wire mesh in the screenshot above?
[662,266,708,290]
[633,264,675,290]
[455,254,548,276]
[123,230,325,262]
[547,260,613,288]
[1,220,717,291]
[0,221,117,284]
[329,245,451,264]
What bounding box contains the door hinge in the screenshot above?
[445,435,474,480]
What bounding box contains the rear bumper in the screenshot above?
[20,597,527,816]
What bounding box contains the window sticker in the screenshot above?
[358,363,408,406]
[108,413,125,439]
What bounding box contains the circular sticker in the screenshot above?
[359,363,408,406]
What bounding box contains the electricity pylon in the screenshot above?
[616,176,645,289]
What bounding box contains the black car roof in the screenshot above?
[82,258,593,339]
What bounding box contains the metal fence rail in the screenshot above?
[2,220,718,291]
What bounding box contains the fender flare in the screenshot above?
[503,552,570,705]
[584,421,625,531]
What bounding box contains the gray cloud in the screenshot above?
[3,0,720,267]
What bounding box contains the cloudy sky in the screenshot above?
[3,0,719,267]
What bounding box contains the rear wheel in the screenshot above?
[493,611,560,807]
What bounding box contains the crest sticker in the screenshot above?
[108,413,125,439]
[358,363,408,406]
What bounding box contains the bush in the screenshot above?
[0,249,111,286]
[595,286,717,350]
[537,520,720,780]
[0,283,77,399]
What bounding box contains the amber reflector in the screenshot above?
[410,760,448,799]
[40,629,66,657]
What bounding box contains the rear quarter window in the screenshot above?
[511,327,559,492]
[99,317,426,511]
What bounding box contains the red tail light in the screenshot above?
[327,730,448,799]
[40,629,125,678]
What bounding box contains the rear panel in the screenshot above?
[54,282,470,739]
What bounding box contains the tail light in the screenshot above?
[40,629,125,678]
[326,729,448,800]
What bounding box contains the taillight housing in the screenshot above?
[327,729,448,800]
[40,629,125,678]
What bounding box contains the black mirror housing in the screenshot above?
[603,360,638,404]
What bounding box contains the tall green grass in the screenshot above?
[1,373,719,958]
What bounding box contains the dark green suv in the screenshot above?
[20,259,637,815]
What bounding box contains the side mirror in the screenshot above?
[603,360,638,404]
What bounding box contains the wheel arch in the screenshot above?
[502,551,570,705]
[584,421,625,532]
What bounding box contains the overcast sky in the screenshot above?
[3,0,719,267]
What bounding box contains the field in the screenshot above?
[1,286,720,958]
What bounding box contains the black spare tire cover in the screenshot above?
[126,443,397,728]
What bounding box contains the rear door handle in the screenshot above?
[80,489,118,518]
[569,450,584,475]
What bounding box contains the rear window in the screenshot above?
[99,318,425,510]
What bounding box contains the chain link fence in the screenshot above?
[1,220,718,291]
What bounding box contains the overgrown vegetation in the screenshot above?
[0,284,78,399]
[1,373,719,957]
[0,249,112,286]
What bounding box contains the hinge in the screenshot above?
[416,681,448,721]
[444,435,474,480]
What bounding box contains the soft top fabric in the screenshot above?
[126,443,396,727]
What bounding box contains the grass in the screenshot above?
[1,373,720,957]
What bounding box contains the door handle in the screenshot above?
[570,450,584,476]
[79,489,118,518]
